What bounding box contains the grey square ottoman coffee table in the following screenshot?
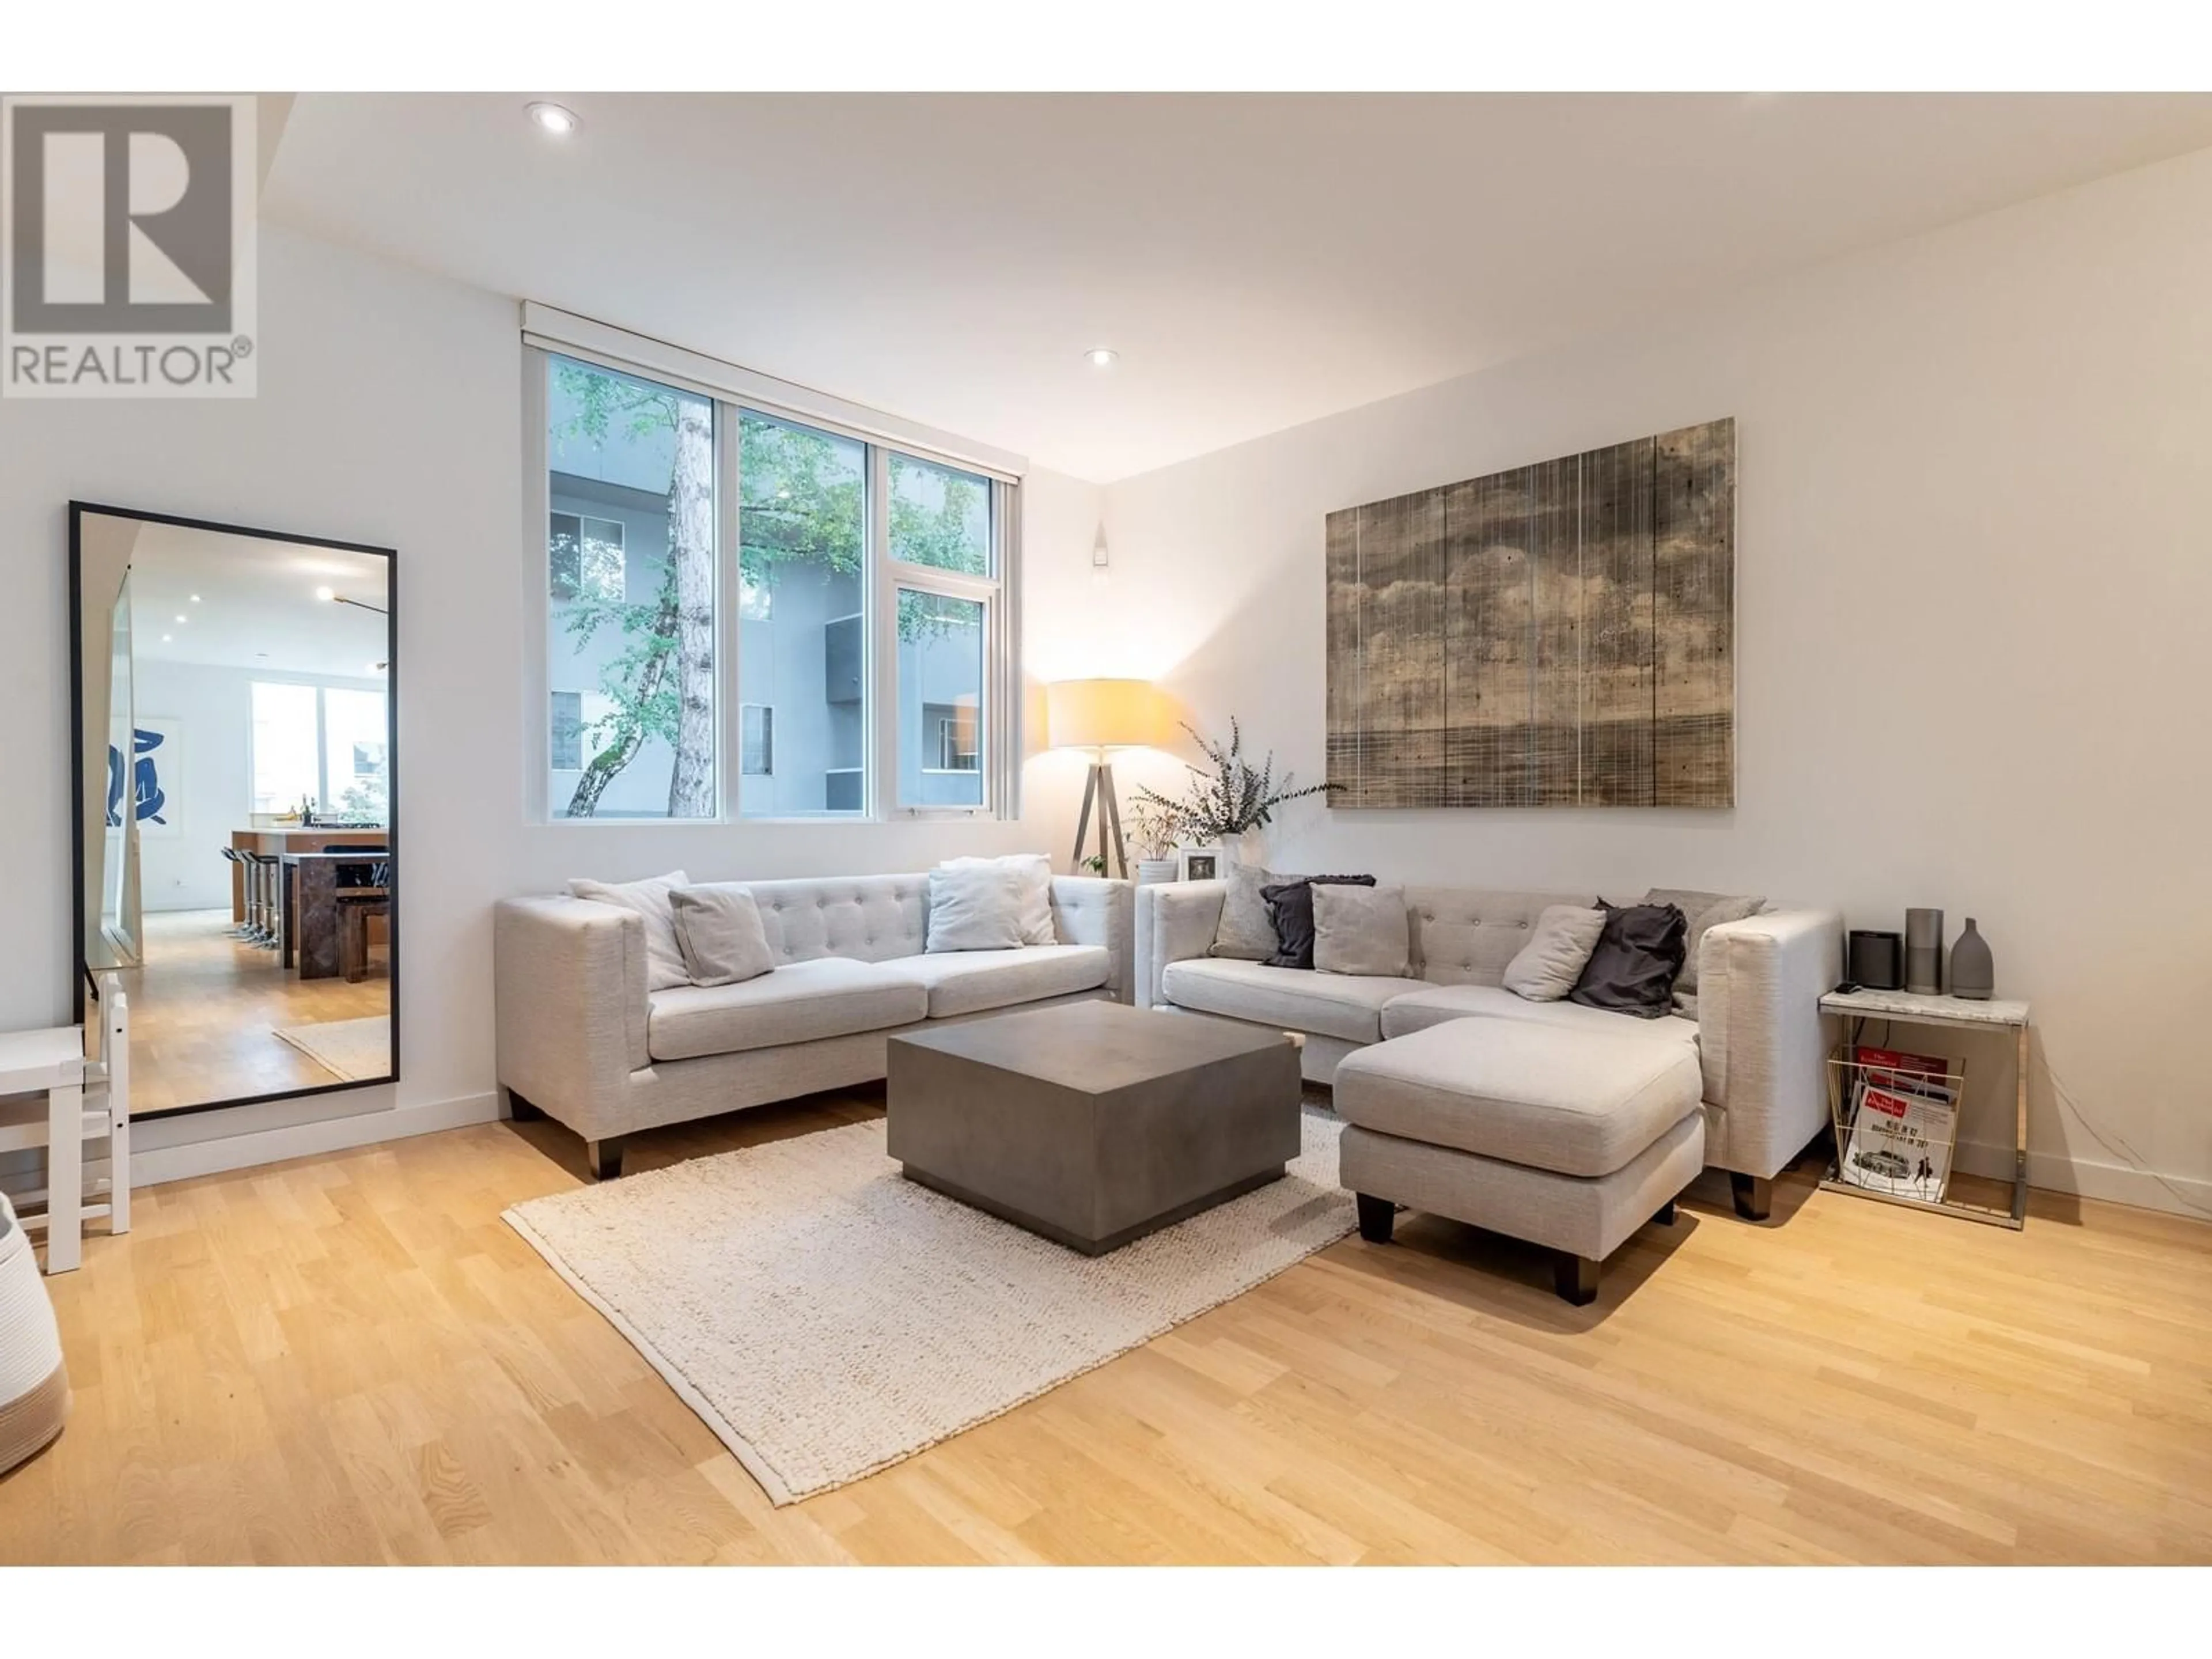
[886,1001,1302,1255]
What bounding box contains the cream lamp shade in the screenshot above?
[1047,679,1167,751]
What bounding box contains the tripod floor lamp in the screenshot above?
[1047,678,1166,879]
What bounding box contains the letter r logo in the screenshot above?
[7,100,234,333]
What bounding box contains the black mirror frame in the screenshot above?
[67,500,400,1119]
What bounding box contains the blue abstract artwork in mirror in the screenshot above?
[106,726,170,828]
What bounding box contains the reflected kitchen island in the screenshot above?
[228,827,387,923]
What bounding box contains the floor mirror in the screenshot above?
[70,503,399,1116]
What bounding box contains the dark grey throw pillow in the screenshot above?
[1569,901,1688,1018]
[1260,875,1377,970]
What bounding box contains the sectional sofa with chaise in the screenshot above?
[1136,879,1844,1301]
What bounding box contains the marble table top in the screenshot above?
[1821,987,2029,1028]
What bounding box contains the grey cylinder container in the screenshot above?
[1905,907,1944,995]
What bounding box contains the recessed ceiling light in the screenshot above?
[174,613,187,623]
[188,593,201,603]
[315,585,335,601]
[1086,348,1118,368]
[160,634,172,643]
[527,101,580,137]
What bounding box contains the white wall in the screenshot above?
[131,660,384,912]
[1093,147,2212,1216]
[0,221,1100,1182]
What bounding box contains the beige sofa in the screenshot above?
[1135,880,1844,1240]
[497,873,1133,1177]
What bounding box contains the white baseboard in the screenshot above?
[126,1090,503,1188]
[1952,1136,2212,1221]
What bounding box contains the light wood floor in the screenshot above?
[3,1091,2207,1565]
[120,910,389,1113]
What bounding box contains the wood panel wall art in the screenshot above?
[1325,417,1734,808]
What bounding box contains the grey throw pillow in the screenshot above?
[1645,888,1765,995]
[669,884,775,987]
[1210,862,1297,960]
[926,863,1028,952]
[1312,882,1411,976]
[569,870,691,991]
[1261,875,1374,969]
[1502,904,1608,1001]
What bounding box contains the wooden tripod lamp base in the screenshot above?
[1071,757,1127,879]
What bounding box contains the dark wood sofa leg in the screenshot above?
[1355,1194,1395,1244]
[1554,1251,1600,1306]
[507,1093,544,1122]
[1730,1172,1772,1222]
[1652,1199,1677,1226]
[587,1136,627,1181]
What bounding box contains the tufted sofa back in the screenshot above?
[1404,887,1598,987]
[747,874,930,965]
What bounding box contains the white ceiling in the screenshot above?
[127,522,389,678]
[263,93,2212,482]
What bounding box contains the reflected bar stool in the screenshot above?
[219,846,257,937]
[244,853,283,948]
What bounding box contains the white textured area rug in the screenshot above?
[505,1107,1351,1505]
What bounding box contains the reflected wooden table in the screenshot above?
[280,850,389,980]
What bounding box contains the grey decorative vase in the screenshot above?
[1950,918,1994,1000]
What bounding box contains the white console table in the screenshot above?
[1817,987,2030,1230]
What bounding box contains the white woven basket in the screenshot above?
[0,1190,70,1473]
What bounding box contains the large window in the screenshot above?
[545,357,718,820]
[534,342,1018,822]
[251,680,389,820]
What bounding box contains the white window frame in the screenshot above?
[876,453,1003,820]
[522,313,1024,827]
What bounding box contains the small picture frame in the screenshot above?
[1177,847,1221,882]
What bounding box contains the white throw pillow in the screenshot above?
[938,854,1055,945]
[1502,904,1608,1002]
[568,870,691,991]
[669,884,775,987]
[926,863,1029,953]
[1313,883,1411,977]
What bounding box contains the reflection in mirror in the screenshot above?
[100,567,140,967]
[71,506,398,1116]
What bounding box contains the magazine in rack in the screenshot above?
[1838,1046,1958,1202]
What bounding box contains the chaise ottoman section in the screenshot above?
[1335,1018,1706,1306]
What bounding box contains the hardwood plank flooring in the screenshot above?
[118,909,389,1113]
[3,1090,2206,1565]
